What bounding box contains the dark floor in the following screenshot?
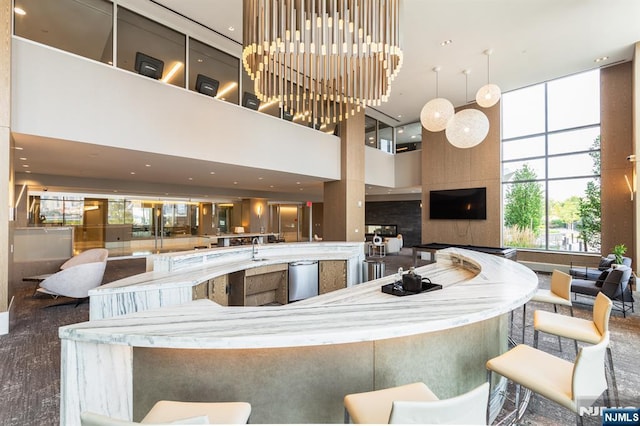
[0,251,638,425]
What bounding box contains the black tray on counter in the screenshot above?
[381,280,443,297]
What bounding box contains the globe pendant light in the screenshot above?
[446,70,489,149]
[446,109,489,148]
[476,49,501,108]
[420,67,454,132]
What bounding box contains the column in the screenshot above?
[0,0,12,334]
[323,110,365,242]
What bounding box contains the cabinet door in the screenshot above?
[209,275,229,306]
[319,260,347,295]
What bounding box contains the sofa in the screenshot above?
[569,254,631,281]
[571,265,635,317]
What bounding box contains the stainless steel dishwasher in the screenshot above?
[288,261,319,302]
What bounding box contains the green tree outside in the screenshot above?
[504,163,544,233]
[578,136,601,251]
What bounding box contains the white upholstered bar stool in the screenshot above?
[343,382,489,424]
[521,269,574,344]
[81,401,251,425]
[486,332,610,425]
[534,292,617,405]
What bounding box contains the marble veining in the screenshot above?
[64,248,537,349]
[60,248,537,426]
[88,242,365,320]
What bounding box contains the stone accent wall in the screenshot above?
[365,200,421,248]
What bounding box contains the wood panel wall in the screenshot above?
[421,102,501,247]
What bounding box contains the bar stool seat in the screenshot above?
[344,382,489,424]
[486,332,609,425]
[534,292,617,405]
[344,382,438,424]
[81,401,251,425]
[521,269,574,344]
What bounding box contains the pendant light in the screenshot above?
[446,70,489,149]
[476,49,501,108]
[420,67,454,132]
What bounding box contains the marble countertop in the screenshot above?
[64,248,538,349]
[90,242,362,294]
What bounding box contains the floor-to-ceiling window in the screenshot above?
[501,69,601,252]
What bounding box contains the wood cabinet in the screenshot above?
[319,260,347,295]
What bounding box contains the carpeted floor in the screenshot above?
[0,251,638,425]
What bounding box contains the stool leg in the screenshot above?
[533,329,539,349]
[522,304,526,344]
[553,304,563,352]
[344,407,350,424]
[606,346,619,406]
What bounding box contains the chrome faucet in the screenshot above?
[252,237,260,260]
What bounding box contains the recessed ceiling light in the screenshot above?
[398,129,404,134]
[397,115,402,118]
[594,56,609,63]
[441,39,453,46]
[145,164,151,167]
[197,58,203,63]
[258,177,263,180]
[411,135,416,139]
[299,188,303,191]
[130,172,136,175]
[228,26,235,31]
[188,177,193,181]
[19,157,27,160]
[233,181,238,184]
[296,181,301,184]
[25,170,31,174]
[270,185,274,188]
[22,164,29,168]
[14,147,23,150]
[14,7,26,15]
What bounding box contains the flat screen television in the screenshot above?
[195,74,219,97]
[242,92,260,110]
[135,52,164,80]
[429,187,487,220]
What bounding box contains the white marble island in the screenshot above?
[60,248,537,425]
[89,242,365,320]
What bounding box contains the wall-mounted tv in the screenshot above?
[135,52,164,80]
[429,187,487,220]
[195,74,219,97]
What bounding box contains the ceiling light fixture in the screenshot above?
[446,70,489,149]
[594,56,609,63]
[242,0,403,125]
[475,49,501,108]
[440,39,452,46]
[14,7,26,15]
[420,67,454,132]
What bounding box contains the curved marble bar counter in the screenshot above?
[89,242,365,320]
[60,248,537,425]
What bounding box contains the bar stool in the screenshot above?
[343,382,489,424]
[486,332,609,425]
[80,401,252,425]
[521,269,574,344]
[534,292,617,405]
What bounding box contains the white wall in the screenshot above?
[12,38,424,193]
[11,38,341,181]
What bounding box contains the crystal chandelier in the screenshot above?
[242,0,403,125]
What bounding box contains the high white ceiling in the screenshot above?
[14,0,640,201]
